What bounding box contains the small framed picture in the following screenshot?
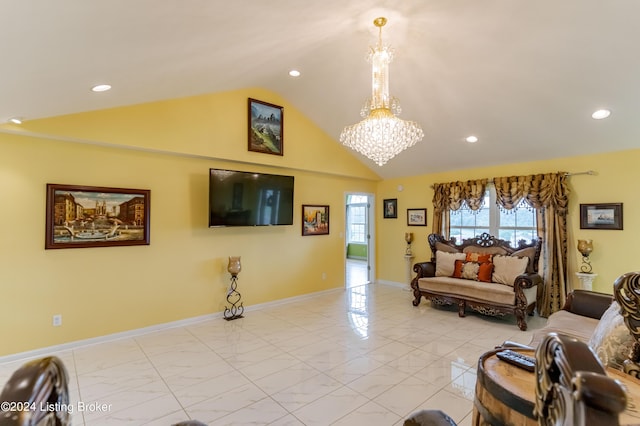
[580,203,623,230]
[302,205,329,236]
[407,208,427,226]
[383,199,397,219]
[248,98,284,156]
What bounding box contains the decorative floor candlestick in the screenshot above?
[405,232,413,256]
[577,239,594,273]
[224,256,244,320]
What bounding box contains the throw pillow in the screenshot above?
[453,260,494,283]
[465,252,493,263]
[588,301,635,371]
[492,255,528,286]
[435,251,466,277]
[512,246,537,273]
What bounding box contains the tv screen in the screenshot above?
[209,168,294,227]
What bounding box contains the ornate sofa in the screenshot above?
[534,333,627,426]
[613,271,640,378]
[411,233,542,330]
[527,289,613,347]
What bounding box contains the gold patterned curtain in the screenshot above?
[432,179,488,237]
[493,172,569,317]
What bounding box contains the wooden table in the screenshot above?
[473,348,537,426]
[473,348,640,426]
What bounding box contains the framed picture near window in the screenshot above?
[383,199,397,219]
[248,98,284,156]
[407,208,427,226]
[580,203,623,230]
[302,204,329,236]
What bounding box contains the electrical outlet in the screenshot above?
[322,272,327,280]
[52,314,62,327]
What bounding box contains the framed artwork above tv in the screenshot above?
[248,98,284,156]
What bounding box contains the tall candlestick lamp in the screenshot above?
[405,232,413,255]
[224,256,244,320]
[577,239,593,273]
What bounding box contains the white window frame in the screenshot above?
[347,203,367,244]
[448,185,537,246]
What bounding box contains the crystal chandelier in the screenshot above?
[340,17,424,166]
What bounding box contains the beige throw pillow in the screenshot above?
[435,251,466,277]
[588,301,634,371]
[511,246,537,273]
[492,255,528,286]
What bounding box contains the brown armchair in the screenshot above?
[535,333,627,426]
[613,271,640,378]
[0,356,70,426]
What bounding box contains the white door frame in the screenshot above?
[344,192,375,286]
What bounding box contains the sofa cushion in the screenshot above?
[435,251,466,277]
[588,301,634,371]
[529,310,600,347]
[492,255,528,286]
[453,260,494,283]
[418,276,536,306]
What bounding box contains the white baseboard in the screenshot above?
[0,287,344,365]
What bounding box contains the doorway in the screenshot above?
[345,193,374,288]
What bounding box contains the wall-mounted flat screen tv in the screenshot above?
[209,168,294,227]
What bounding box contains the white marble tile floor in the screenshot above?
[0,284,546,425]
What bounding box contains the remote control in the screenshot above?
[496,349,536,372]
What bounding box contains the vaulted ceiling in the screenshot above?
[2,1,639,178]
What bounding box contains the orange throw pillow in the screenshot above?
[453,260,494,283]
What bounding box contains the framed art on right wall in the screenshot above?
[580,203,623,230]
[407,208,427,226]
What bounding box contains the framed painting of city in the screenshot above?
[580,203,623,230]
[248,98,284,156]
[302,205,329,236]
[45,184,151,249]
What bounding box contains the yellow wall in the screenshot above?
[2,84,637,357]
[376,149,639,294]
[0,89,378,357]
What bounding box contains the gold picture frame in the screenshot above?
[45,184,150,249]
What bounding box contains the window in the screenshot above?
[449,186,537,246]
[347,195,368,244]
[347,205,367,243]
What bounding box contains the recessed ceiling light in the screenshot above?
[288,70,301,77]
[466,135,478,143]
[8,117,23,124]
[591,109,611,119]
[91,84,112,92]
